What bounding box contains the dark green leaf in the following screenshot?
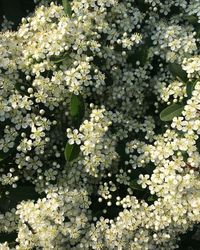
[62,0,72,17]
[130,179,142,190]
[185,15,198,25]
[70,94,85,127]
[139,45,149,66]
[186,80,198,99]
[196,27,200,38]
[64,143,80,162]
[160,103,185,122]
[51,53,70,64]
[169,63,188,83]
[147,195,156,202]
[70,94,85,117]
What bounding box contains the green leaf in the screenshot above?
[64,143,80,162]
[62,0,72,17]
[186,80,198,99]
[147,195,156,202]
[70,94,85,117]
[51,53,70,64]
[139,46,149,66]
[130,179,142,190]
[185,15,198,25]
[52,57,66,64]
[70,94,85,127]
[160,103,185,122]
[196,27,200,38]
[169,63,188,83]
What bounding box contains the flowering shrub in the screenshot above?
[0,0,200,249]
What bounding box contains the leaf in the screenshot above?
[186,80,198,99]
[70,94,85,127]
[185,15,198,25]
[62,0,72,17]
[64,143,80,162]
[70,94,85,117]
[169,63,188,83]
[196,27,200,38]
[147,195,156,202]
[139,45,149,66]
[160,103,185,122]
[129,180,142,190]
[51,53,70,64]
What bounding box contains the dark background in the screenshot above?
[0,0,35,29]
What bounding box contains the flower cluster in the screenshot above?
[160,80,187,104]
[182,56,200,79]
[0,0,200,249]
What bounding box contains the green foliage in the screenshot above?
[62,0,72,17]
[186,80,198,99]
[70,94,85,127]
[64,142,80,162]
[63,94,84,162]
[51,53,70,64]
[169,63,188,83]
[185,15,198,25]
[160,103,185,121]
[129,179,142,190]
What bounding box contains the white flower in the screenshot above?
[67,129,83,145]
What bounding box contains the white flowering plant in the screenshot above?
[0,0,200,249]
